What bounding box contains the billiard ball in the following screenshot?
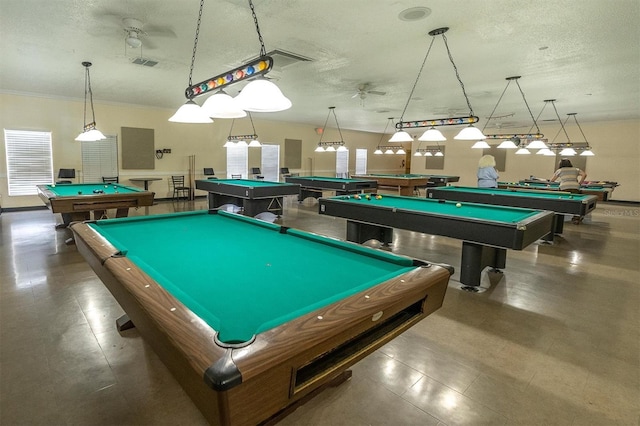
[456,203,462,208]
[51,184,56,187]
[104,185,108,188]
[354,195,361,200]
[376,195,382,200]
[365,195,371,200]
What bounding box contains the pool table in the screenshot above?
[319,194,553,290]
[352,174,429,196]
[284,176,378,201]
[427,186,598,240]
[71,210,452,425]
[420,174,460,187]
[497,181,611,201]
[195,178,300,217]
[36,183,154,228]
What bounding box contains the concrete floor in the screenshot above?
[1,196,638,425]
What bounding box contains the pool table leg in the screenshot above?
[57,212,90,228]
[346,220,393,246]
[460,242,507,291]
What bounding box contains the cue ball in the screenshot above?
[456,203,462,208]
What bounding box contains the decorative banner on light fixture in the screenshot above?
[185,56,274,99]
[396,116,479,129]
[227,134,258,141]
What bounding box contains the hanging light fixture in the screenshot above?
[315,107,346,153]
[515,147,531,155]
[471,140,491,149]
[75,62,107,141]
[172,0,290,121]
[202,90,247,119]
[233,1,291,112]
[224,112,261,147]
[169,0,213,123]
[392,27,483,142]
[480,76,545,149]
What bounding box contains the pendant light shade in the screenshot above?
[234,78,292,112]
[418,127,446,141]
[454,125,486,140]
[559,147,577,156]
[374,148,383,155]
[202,90,247,118]
[497,139,518,149]
[169,99,213,123]
[75,128,106,142]
[389,130,413,142]
[471,140,491,149]
[580,149,595,156]
[526,139,548,149]
[515,148,531,155]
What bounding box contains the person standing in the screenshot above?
[477,155,499,188]
[550,158,587,192]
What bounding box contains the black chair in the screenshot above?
[251,167,264,180]
[203,168,217,179]
[102,176,119,183]
[171,176,190,200]
[57,168,75,184]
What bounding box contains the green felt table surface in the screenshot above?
[208,178,295,187]
[335,194,540,223]
[45,183,143,196]
[437,186,594,201]
[288,176,374,182]
[89,210,415,343]
[515,182,608,190]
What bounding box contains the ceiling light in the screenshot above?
[544,149,557,156]
[75,62,107,141]
[580,149,595,156]
[434,151,444,157]
[559,147,577,156]
[202,90,247,118]
[374,148,383,155]
[393,27,484,142]
[515,148,531,155]
[389,130,413,142]
[396,148,406,155]
[315,107,346,153]
[398,7,431,21]
[234,76,291,112]
[315,146,326,152]
[497,139,518,149]
[418,127,446,141]
[569,113,595,156]
[471,140,491,149]
[414,151,423,157]
[384,148,394,154]
[126,31,142,49]
[526,139,548,149]
[169,99,213,123]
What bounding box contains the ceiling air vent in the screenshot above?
[131,58,158,67]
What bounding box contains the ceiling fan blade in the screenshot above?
[368,90,386,96]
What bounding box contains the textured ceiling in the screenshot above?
[1,0,639,134]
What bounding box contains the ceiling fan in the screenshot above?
[351,83,386,100]
[123,18,151,49]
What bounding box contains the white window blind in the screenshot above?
[226,145,248,178]
[4,129,53,196]
[355,149,368,175]
[336,149,349,178]
[81,137,118,183]
[261,144,280,182]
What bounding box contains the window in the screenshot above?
[81,137,118,183]
[226,145,248,178]
[261,144,280,181]
[4,129,53,196]
[336,149,349,178]
[355,149,368,175]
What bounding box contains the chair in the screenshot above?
[231,174,242,179]
[203,168,217,179]
[251,167,264,180]
[171,176,190,200]
[102,176,119,183]
[57,168,75,184]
